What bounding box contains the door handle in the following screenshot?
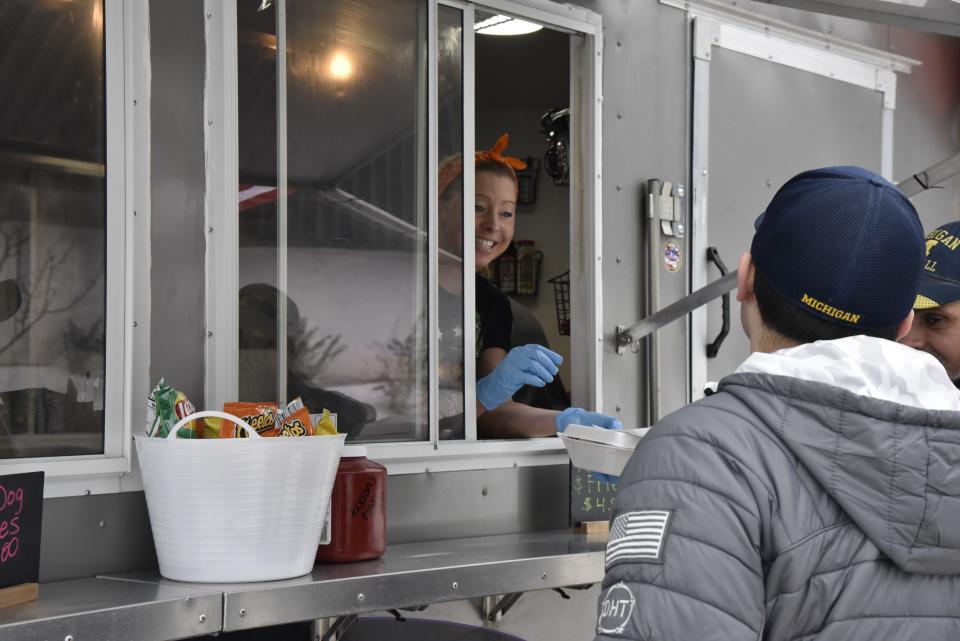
[706,247,730,358]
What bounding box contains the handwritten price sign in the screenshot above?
[0,472,43,591]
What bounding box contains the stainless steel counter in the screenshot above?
[0,530,606,639]
[0,577,222,641]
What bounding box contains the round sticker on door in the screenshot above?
[663,241,682,272]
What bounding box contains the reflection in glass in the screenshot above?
[0,0,106,458]
[238,0,429,442]
[437,6,465,439]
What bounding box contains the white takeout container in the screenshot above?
[559,424,651,477]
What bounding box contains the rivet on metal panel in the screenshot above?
[98,520,106,528]
[206,12,212,19]
[199,614,206,624]
[207,330,214,337]
[481,487,488,496]
[702,169,708,176]
[65,636,74,641]
[766,179,772,187]
[513,462,518,468]
[597,255,602,261]
[207,119,214,125]
[357,593,365,602]
[184,597,191,603]
[133,209,137,216]
[617,113,623,120]
[84,489,91,496]
[208,226,214,233]
[616,41,622,47]
[239,608,246,617]
[615,406,622,412]
[541,572,547,580]
[452,582,459,589]
[616,257,622,263]
[133,99,137,106]
[132,321,138,328]
[616,185,622,191]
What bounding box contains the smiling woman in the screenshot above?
[438,136,618,439]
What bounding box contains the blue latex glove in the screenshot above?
[476,345,563,411]
[557,407,623,484]
[555,407,622,433]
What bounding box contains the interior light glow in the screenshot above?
[474,15,543,36]
[329,52,353,80]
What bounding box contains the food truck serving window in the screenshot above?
[211,0,604,472]
[0,0,140,491]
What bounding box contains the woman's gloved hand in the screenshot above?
[557,408,624,484]
[476,345,564,411]
[555,407,622,433]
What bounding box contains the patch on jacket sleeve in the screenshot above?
[605,509,672,569]
[597,582,636,636]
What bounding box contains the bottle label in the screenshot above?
[350,475,379,521]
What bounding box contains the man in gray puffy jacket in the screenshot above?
[596,166,960,641]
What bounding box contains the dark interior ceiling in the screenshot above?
[476,26,569,113]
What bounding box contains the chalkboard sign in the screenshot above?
[0,472,43,592]
[570,465,617,524]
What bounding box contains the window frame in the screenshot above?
[0,0,150,498]
[206,0,604,473]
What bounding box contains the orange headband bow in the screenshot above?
[438,133,527,199]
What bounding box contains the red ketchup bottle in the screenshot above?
[316,445,387,563]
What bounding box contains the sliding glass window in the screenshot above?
[237,0,437,443]
[0,0,107,459]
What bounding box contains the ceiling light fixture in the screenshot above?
[329,52,353,80]
[474,14,543,36]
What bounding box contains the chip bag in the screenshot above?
[277,397,314,437]
[222,401,280,438]
[146,379,199,438]
[313,409,338,436]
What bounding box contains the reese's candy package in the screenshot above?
[146,379,199,438]
[312,409,338,436]
[222,401,280,438]
[277,397,314,437]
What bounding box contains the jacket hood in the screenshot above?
[721,336,960,575]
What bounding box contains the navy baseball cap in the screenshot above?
[915,221,960,310]
[751,166,924,329]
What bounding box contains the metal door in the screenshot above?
[705,47,882,381]
[684,5,917,397]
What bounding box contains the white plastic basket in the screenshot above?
[135,410,345,583]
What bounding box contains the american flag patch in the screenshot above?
[605,510,672,568]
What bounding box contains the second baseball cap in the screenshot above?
[914,221,960,310]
